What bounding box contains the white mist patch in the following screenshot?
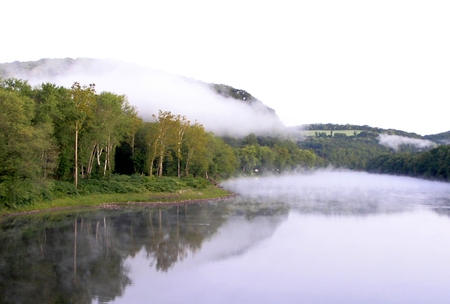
[378,134,437,151]
[221,170,450,213]
[7,59,285,136]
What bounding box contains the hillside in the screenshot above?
[1,59,449,191]
[424,131,450,144]
[0,58,284,136]
[297,123,427,139]
[288,123,441,171]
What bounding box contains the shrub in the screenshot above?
[52,181,79,197]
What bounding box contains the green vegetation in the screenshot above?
[302,123,423,138]
[299,130,362,137]
[296,123,444,172]
[1,176,230,216]
[424,130,450,144]
[366,145,450,181]
[0,77,318,212]
[298,131,391,169]
[1,63,449,213]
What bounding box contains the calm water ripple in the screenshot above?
[2,171,450,303]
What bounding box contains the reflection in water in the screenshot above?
[0,201,288,303]
[2,172,450,303]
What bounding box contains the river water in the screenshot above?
[1,171,450,303]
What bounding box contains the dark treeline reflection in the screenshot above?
[0,200,288,304]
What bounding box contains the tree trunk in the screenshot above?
[131,135,136,173]
[103,144,108,177]
[157,143,165,177]
[178,155,181,178]
[185,150,194,177]
[74,123,78,188]
[87,144,97,178]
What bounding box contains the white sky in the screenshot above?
[3,0,450,135]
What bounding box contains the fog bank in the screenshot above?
[4,59,285,136]
[221,170,450,214]
[378,134,437,151]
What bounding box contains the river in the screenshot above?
[1,170,450,303]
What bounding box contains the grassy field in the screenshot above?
[299,130,362,136]
[0,185,232,217]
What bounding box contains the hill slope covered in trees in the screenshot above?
[1,59,449,211]
[0,76,319,209]
[0,58,285,137]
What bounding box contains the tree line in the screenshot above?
[366,145,450,181]
[0,78,319,208]
[299,130,450,182]
[2,77,448,208]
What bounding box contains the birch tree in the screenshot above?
[71,82,96,188]
[147,111,178,177]
[174,115,189,178]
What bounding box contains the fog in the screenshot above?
[115,170,450,303]
[378,134,437,151]
[220,170,450,215]
[5,59,285,136]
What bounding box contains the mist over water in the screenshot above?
[221,170,450,214]
[3,171,450,303]
[114,171,450,304]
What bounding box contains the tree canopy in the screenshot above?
[1,78,449,209]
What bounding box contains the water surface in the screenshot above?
[1,171,450,303]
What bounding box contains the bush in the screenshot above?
[184,177,210,189]
[144,177,184,192]
[52,181,79,197]
[0,178,48,208]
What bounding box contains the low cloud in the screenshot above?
[3,58,285,137]
[220,170,450,215]
[378,134,437,151]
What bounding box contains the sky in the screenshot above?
[2,0,450,135]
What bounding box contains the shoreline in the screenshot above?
[1,189,236,218]
[98,193,237,210]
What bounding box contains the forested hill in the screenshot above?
[298,123,426,139]
[0,58,274,110]
[286,122,450,181]
[0,58,281,134]
[424,131,450,144]
[1,59,450,211]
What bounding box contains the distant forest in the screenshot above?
[297,123,450,180]
[1,76,450,208]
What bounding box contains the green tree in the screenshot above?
[206,135,238,178]
[146,111,178,177]
[174,115,190,178]
[183,122,208,177]
[0,88,48,206]
[236,145,260,174]
[81,92,134,178]
[71,82,96,187]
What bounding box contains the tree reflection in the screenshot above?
[0,200,289,303]
[0,204,217,302]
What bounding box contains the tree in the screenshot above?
[183,122,208,177]
[81,92,132,178]
[206,135,238,178]
[122,101,142,173]
[174,115,190,178]
[0,87,47,206]
[71,82,96,187]
[236,145,259,174]
[146,111,178,177]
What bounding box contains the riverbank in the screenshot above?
[0,185,233,217]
